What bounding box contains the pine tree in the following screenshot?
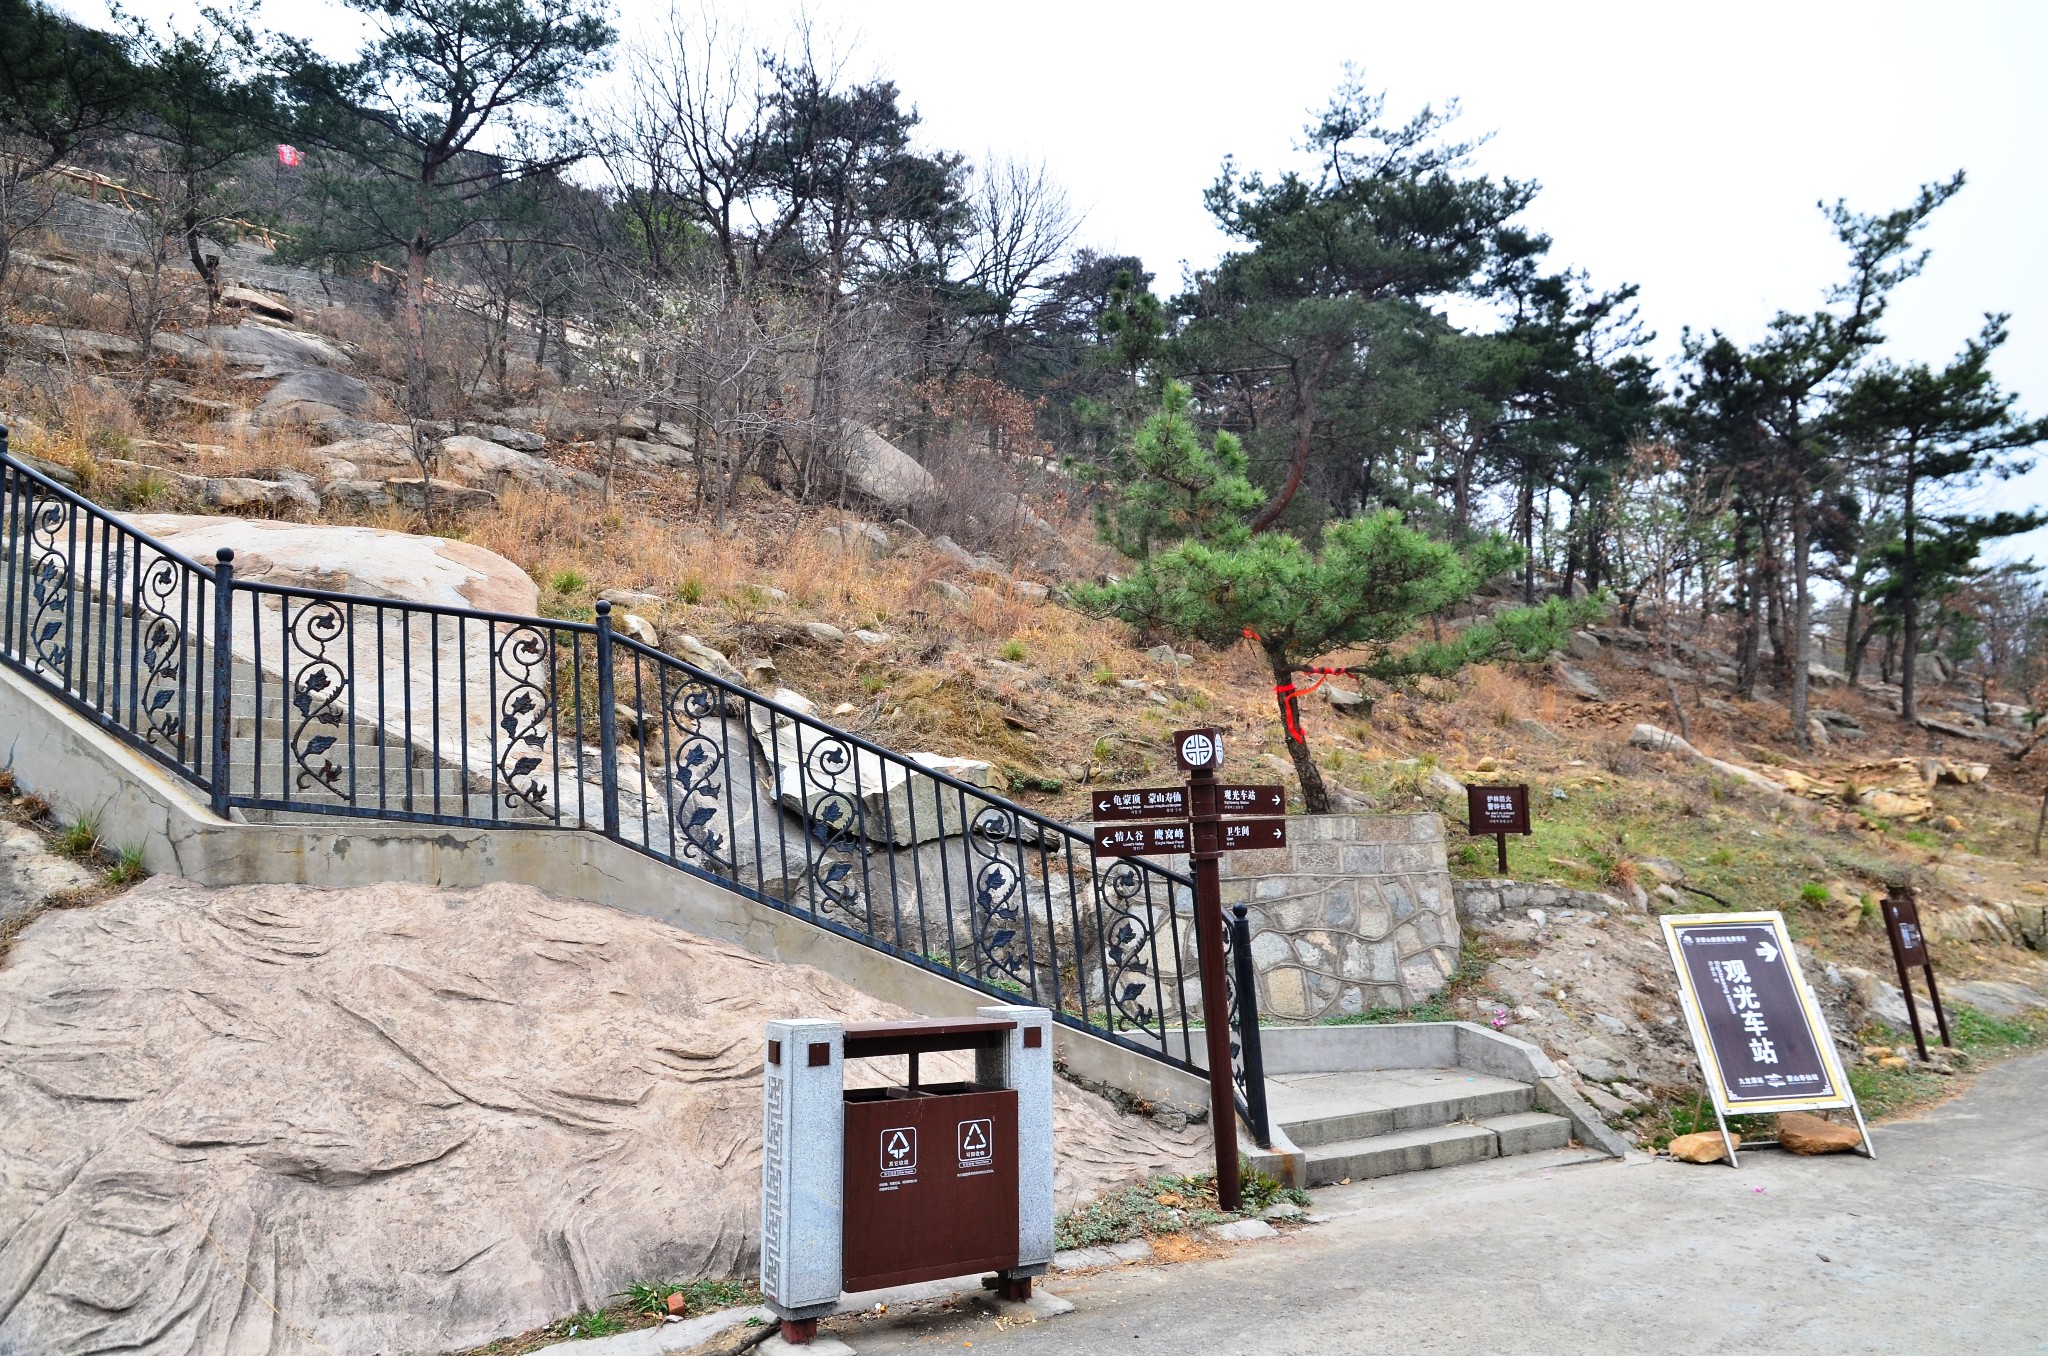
[1073,382,1587,812]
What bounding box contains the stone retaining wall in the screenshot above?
[1454,877,1639,926]
[1218,813,1459,1022]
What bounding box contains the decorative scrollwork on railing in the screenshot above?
[1096,859,1163,1037]
[494,623,556,819]
[1223,926,1249,1105]
[286,598,349,794]
[24,496,73,678]
[663,677,729,869]
[969,804,1034,997]
[135,556,187,753]
[796,729,868,925]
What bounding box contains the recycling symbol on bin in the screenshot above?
[880,1126,916,1177]
[958,1117,993,1168]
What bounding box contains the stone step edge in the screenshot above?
[1274,1082,1536,1147]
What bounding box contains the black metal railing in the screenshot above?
[0,434,1269,1143]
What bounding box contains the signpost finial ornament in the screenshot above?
[1174,727,1223,772]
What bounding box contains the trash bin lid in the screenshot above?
[843,1017,1019,1060]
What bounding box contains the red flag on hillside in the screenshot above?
[276,144,301,167]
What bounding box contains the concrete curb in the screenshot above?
[525,1307,772,1356]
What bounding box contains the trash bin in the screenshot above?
[760,1006,1054,1344]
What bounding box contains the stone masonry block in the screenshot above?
[1340,844,1384,874]
[1380,843,1435,875]
[1294,843,1341,873]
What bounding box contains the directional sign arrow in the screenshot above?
[1756,940,1780,963]
[1093,821,1193,857]
[1217,784,1285,816]
[1195,818,1288,853]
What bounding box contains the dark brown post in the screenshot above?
[1188,761,1242,1212]
[1923,962,1953,1048]
[1882,889,1930,1061]
[1496,831,1508,873]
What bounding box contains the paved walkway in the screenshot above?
[836,1051,2048,1354]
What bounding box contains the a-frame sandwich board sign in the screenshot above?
[1661,911,1872,1166]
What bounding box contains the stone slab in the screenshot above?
[527,1307,772,1355]
[760,1336,856,1356]
[1481,1110,1572,1156]
[1266,1068,1534,1147]
[1301,1121,1499,1186]
[1208,1218,1279,1242]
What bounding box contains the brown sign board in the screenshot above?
[841,1084,1019,1292]
[1172,727,1224,772]
[1218,784,1285,816]
[1093,821,1193,857]
[1661,913,1851,1114]
[1466,784,1531,836]
[1881,892,1929,967]
[1092,786,1189,822]
[1200,818,1287,853]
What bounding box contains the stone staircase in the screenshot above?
[1265,1067,1571,1185]
[1237,1023,1625,1188]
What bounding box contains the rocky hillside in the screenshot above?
[5,218,2046,1141]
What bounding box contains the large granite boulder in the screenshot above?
[193,320,352,374]
[256,367,378,426]
[0,878,1206,1355]
[842,422,936,509]
[126,514,537,614]
[747,687,998,845]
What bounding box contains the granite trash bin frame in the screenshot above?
[760,1005,1055,1341]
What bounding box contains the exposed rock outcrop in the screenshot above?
[0,878,1205,1355]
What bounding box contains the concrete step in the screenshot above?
[1294,1111,1572,1186]
[1479,1110,1572,1157]
[1268,1068,1535,1148]
[1302,1122,1499,1185]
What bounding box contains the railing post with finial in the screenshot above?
[1230,903,1273,1149]
[594,599,620,837]
[209,548,235,817]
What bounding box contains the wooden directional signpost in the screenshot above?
[1090,728,1285,1212]
[1880,886,1951,1061]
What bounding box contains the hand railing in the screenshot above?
[0,433,1267,1141]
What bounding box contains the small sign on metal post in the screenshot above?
[1661,911,1872,1166]
[1880,887,1951,1060]
[1465,783,1531,872]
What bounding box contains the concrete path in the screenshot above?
[835,1051,2048,1354]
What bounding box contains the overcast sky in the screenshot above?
[61,0,2048,558]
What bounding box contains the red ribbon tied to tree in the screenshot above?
[1243,627,1355,741]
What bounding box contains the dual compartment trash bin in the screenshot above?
[760,1006,1055,1344]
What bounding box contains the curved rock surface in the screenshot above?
[126,513,539,615]
[0,879,1204,1354]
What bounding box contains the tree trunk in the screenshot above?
[1899,457,1921,724]
[1790,491,1813,752]
[404,224,431,422]
[1736,550,1760,699]
[1842,562,1866,683]
[1266,644,1331,814]
[1248,363,1319,535]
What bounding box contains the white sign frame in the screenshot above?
[1660,911,1872,1167]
